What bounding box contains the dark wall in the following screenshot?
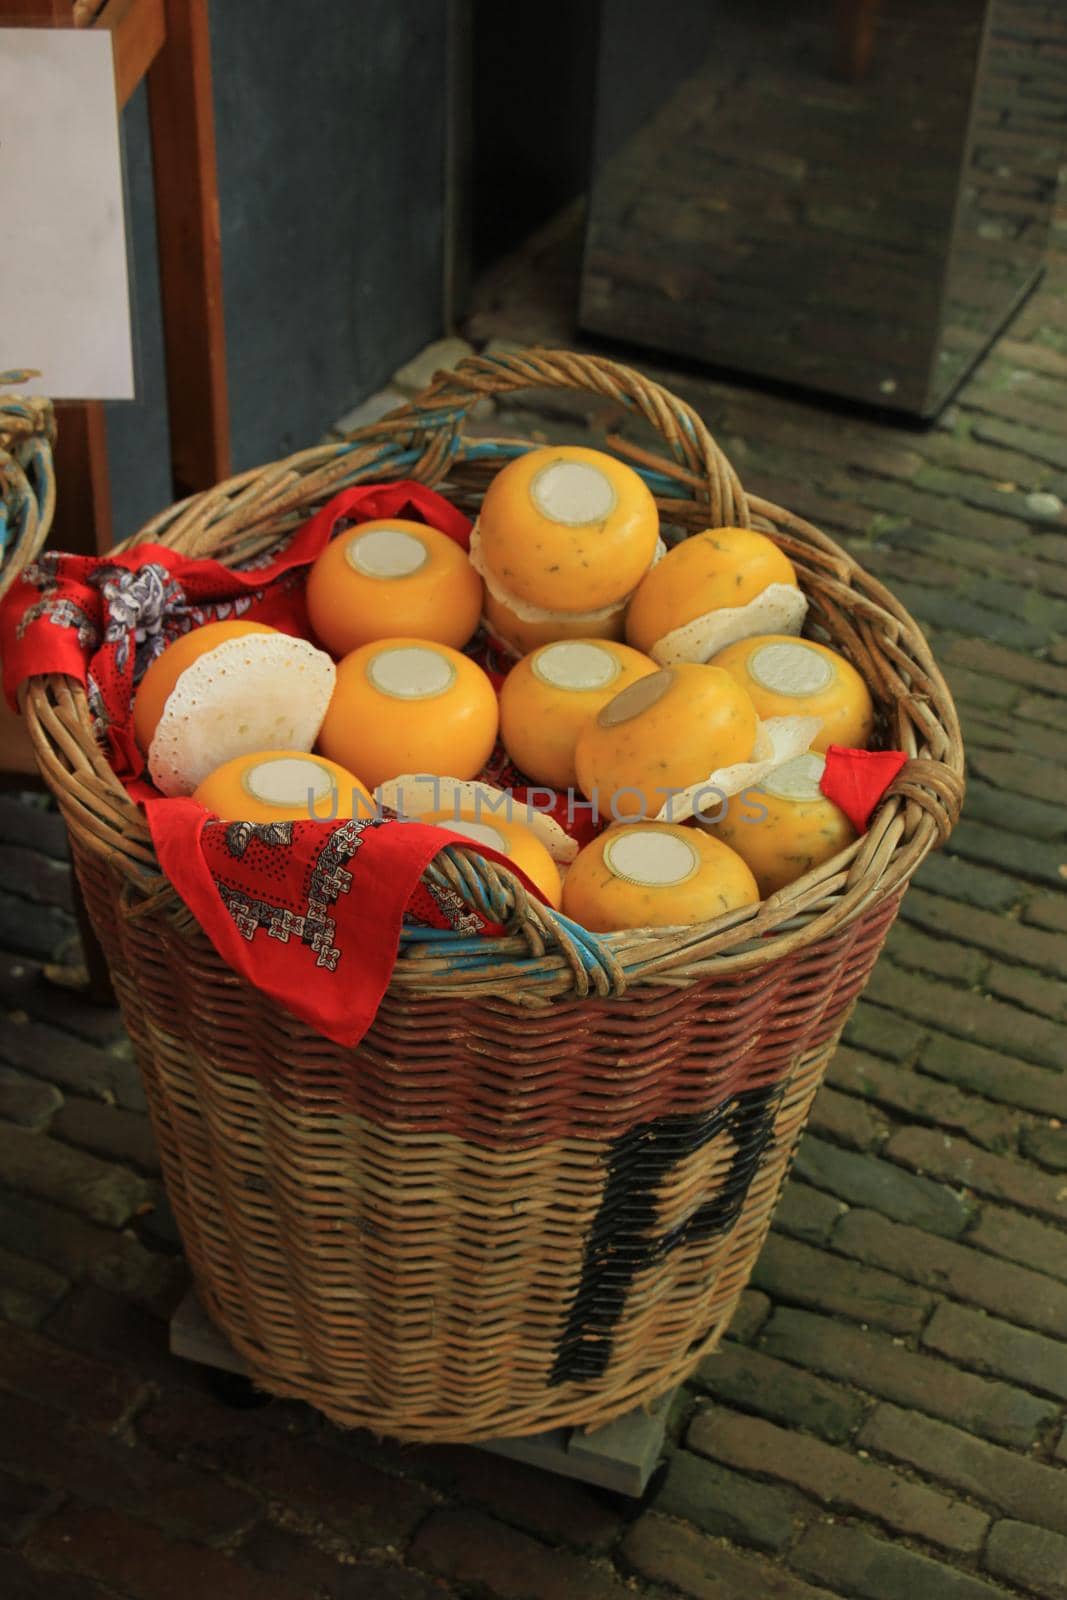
[470,0,599,273]
[106,0,448,544]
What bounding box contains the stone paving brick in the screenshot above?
[0,1549,114,1600]
[0,1121,151,1227]
[52,1096,161,1175]
[789,1522,1011,1600]
[968,1202,1067,1284]
[0,1011,144,1106]
[760,1308,1055,1449]
[914,852,1024,913]
[969,748,1067,807]
[842,1003,925,1062]
[0,1064,61,1130]
[0,1468,61,1546]
[922,1301,1067,1402]
[985,961,1067,1019]
[0,1244,68,1330]
[792,1134,974,1236]
[750,1233,934,1335]
[0,952,127,1049]
[858,1404,1067,1535]
[826,1046,1021,1153]
[0,1323,146,1429]
[883,924,987,986]
[806,1083,888,1152]
[694,1343,865,1444]
[866,963,1066,1067]
[138,1388,432,1546]
[0,891,73,959]
[409,1507,634,1600]
[621,1513,835,1600]
[28,1506,305,1600]
[886,1126,1067,1223]
[943,662,1019,710]
[0,1190,178,1308]
[945,636,1067,697]
[724,1288,771,1343]
[920,1032,1065,1116]
[902,888,1067,979]
[0,795,70,859]
[984,1520,1067,1600]
[655,1448,806,1554]
[833,1209,1067,1338]
[238,1523,449,1599]
[0,844,73,911]
[689,1406,989,1555]
[1024,892,1067,934]
[1021,1123,1067,1171]
[0,1389,258,1542]
[770,1180,846,1245]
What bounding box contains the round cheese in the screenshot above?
[317,638,499,793]
[132,620,336,798]
[499,638,658,789]
[478,445,659,613]
[305,518,482,656]
[625,527,797,655]
[706,751,857,897]
[562,822,759,931]
[574,662,759,821]
[420,807,563,908]
[483,585,627,658]
[712,634,874,753]
[193,749,374,823]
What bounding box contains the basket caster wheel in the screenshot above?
[205,1368,272,1409]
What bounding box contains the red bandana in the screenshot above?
[1,483,540,1045]
[821,744,909,832]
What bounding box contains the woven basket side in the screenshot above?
[0,373,56,603]
[72,823,899,1440]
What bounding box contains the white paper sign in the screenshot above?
[0,27,135,400]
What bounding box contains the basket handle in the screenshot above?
[396,347,752,530]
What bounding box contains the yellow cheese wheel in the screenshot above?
[483,585,626,658]
[420,807,563,908]
[562,822,759,931]
[712,634,874,753]
[133,619,274,754]
[499,639,659,790]
[625,527,797,655]
[707,751,857,897]
[305,519,482,656]
[478,445,659,613]
[317,638,499,793]
[574,663,759,821]
[193,750,374,823]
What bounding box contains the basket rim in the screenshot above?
[20,348,964,1005]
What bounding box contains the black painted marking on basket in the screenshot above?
[550,1081,785,1385]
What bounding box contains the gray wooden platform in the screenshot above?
[170,1289,671,1496]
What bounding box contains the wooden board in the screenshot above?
[170,1288,671,1497]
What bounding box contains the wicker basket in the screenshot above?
[0,373,55,603]
[22,351,962,1443]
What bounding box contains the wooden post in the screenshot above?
[147,0,231,502]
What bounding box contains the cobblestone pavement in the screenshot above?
[1,212,1066,1600]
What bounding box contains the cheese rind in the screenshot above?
[317,637,498,792]
[712,633,874,753]
[478,445,660,612]
[562,822,759,931]
[306,518,482,655]
[706,752,857,896]
[499,638,658,789]
[626,527,798,656]
[574,662,759,821]
[193,750,374,823]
